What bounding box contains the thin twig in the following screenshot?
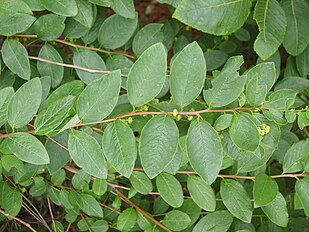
[47,197,56,232]
[99,203,121,215]
[0,130,35,139]
[0,208,37,232]
[113,188,172,232]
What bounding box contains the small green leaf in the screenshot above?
[156,173,183,208]
[2,187,22,216]
[221,179,253,223]
[295,177,309,216]
[173,0,251,35]
[214,114,233,131]
[127,43,167,106]
[91,220,108,232]
[8,77,42,129]
[0,87,13,127]
[37,44,64,88]
[102,119,137,178]
[204,50,228,71]
[187,175,216,211]
[110,0,135,19]
[298,112,309,130]
[68,130,107,178]
[117,208,137,231]
[253,173,279,207]
[139,115,179,179]
[187,119,223,184]
[76,70,121,123]
[261,192,288,227]
[2,39,30,80]
[170,42,206,108]
[80,193,103,218]
[92,178,107,196]
[229,113,260,152]
[5,132,49,165]
[33,14,65,41]
[192,210,233,232]
[203,56,246,107]
[98,13,138,49]
[40,0,78,17]
[296,45,309,76]
[161,210,191,231]
[73,0,95,28]
[264,89,297,110]
[130,171,153,195]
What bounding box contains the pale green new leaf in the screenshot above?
[37,44,64,88]
[261,192,288,227]
[295,177,309,216]
[111,0,135,19]
[76,70,121,123]
[253,0,287,60]
[8,78,42,129]
[40,0,78,17]
[5,132,49,165]
[33,14,65,41]
[192,210,233,232]
[0,87,13,127]
[0,0,36,36]
[187,120,223,184]
[80,193,103,218]
[173,0,251,35]
[98,13,138,49]
[170,42,206,108]
[229,113,260,152]
[73,49,107,84]
[73,0,96,28]
[221,179,253,223]
[127,43,167,106]
[253,173,279,207]
[203,56,246,108]
[2,39,30,80]
[130,171,153,195]
[34,96,75,135]
[281,0,309,56]
[139,115,178,179]
[246,62,276,106]
[162,210,191,231]
[187,175,216,211]
[156,173,183,208]
[102,119,137,178]
[117,208,137,231]
[68,130,107,178]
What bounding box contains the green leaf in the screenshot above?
[63,18,90,39]
[261,192,288,227]
[203,56,246,108]
[253,173,279,207]
[73,0,95,28]
[73,49,107,84]
[170,42,206,108]
[2,39,31,80]
[34,96,75,135]
[187,175,216,211]
[156,173,183,208]
[8,77,42,129]
[98,13,138,49]
[127,43,167,106]
[298,112,309,130]
[130,171,153,195]
[221,179,253,223]
[187,119,223,184]
[295,177,309,216]
[80,193,103,218]
[2,187,22,216]
[253,0,287,60]
[214,114,233,131]
[283,139,309,173]
[4,132,49,164]
[192,210,233,232]
[139,115,179,179]
[68,130,107,178]
[173,0,251,35]
[204,50,228,71]
[264,89,297,110]
[0,0,36,36]
[275,76,309,92]
[92,178,107,196]
[245,62,276,106]
[91,220,108,232]
[296,45,309,76]
[117,208,137,231]
[40,0,78,17]
[229,113,260,152]
[161,210,191,231]
[76,70,121,123]
[132,23,164,57]
[33,14,65,41]
[37,44,64,88]
[281,0,309,56]
[178,199,201,227]
[111,0,135,19]
[88,0,110,7]
[102,119,137,178]
[0,87,13,127]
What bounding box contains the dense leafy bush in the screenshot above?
[0,0,308,231]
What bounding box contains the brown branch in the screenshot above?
[99,203,121,215]
[113,188,171,232]
[0,208,37,232]
[46,197,56,232]
[0,130,35,139]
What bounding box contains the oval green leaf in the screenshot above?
[130,171,153,195]
[40,0,78,17]
[162,210,191,231]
